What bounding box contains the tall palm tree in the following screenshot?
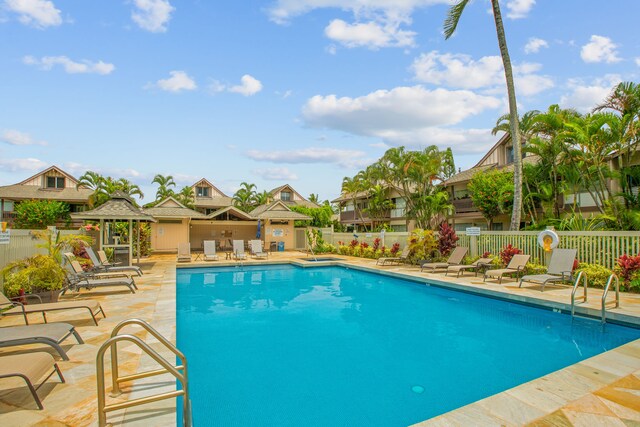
[77,171,105,207]
[152,174,176,201]
[117,178,144,201]
[176,186,195,209]
[445,0,523,230]
[232,182,257,212]
[254,190,272,206]
[308,193,320,204]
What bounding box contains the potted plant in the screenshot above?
[2,254,67,303]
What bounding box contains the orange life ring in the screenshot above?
[537,229,559,252]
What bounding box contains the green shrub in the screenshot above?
[407,229,438,264]
[524,263,547,276]
[2,255,67,297]
[575,262,613,288]
[14,200,70,229]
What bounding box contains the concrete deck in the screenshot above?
[0,252,638,426]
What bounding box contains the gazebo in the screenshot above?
[71,191,156,265]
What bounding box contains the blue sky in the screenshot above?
[1,0,639,203]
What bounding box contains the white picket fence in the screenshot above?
[0,229,83,270]
[319,229,640,270]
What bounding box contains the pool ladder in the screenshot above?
[96,318,192,427]
[570,272,620,324]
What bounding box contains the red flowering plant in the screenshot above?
[482,251,492,258]
[372,238,381,251]
[437,222,459,257]
[349,239,359,248]
[615,253,640,286]
[390,242,400,255]
[500,244,522,266]
[360,242,369,249]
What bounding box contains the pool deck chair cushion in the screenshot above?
[484,254,531,284]
[446,257,493,277]
[85,247,142,276]
[233,240,247,260]
[250,240,268,259]
[0,323,84,360]
[0,352,65,409]
[0,292,106,326]
[203,240,219,261]
[421,247,468,272]
[177,243,191,262]
[376,246,410,266]
[519,248,577,291]
[63,259,137,294]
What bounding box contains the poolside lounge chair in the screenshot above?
[376,246,410,266]
[0,323,84,360]
[177,243,191,262]
[420,247,468,272]
[0,292,105,325]
[0,352,65,409]
[62,258,137,294]
[97,250,120,267]
[250,240,268,259]
[233,240,247,260]
[203,240,219,261]
[446,257,494,277]
[85,247,142,276]
[64,253,131,280]
[519,248,577,291]
[484,254,531,284]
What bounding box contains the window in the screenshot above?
[196,186,209,197]
[46,176,65,189]
[505,146,514,164]
[280,191,292,201]
[2,200,14,212]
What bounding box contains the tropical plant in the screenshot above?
[407,229,438,262]
[232,182,257,212]
[290,205,333,227]
[615,254,640,287]
[445,0,523,230]
[152,174,176,201]
[437,222,459,257]
[499,244,522,266]
[467,169,513,228]
[13,200,70,229]
[2,255,67,297]
[176,186,195,209]
[574,262,613,289]
[31,228,93,263]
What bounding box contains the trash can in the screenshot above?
[270,241,277,252]
[277,241,285,252]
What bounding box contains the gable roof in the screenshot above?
[191,178,229,197]
[249,200,312,220]
[206,206,254,221]
[269,184,321,208]
[18,165,82,186]
[71,192,156,221]
[143,196,207,218]
[473,133,511,168]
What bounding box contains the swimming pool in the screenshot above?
[176,264,640,426]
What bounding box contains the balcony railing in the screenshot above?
[452,198,478,213]
[339,210,391,223]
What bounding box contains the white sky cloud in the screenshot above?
[324,19,415,49]
[1,129,47,146]
[524,37,548,54]
[23,55,115,75]
[253,167,299,181]
[378,127,499,154]
[246,147,372,169]
[560,75,621,113]
[505,0,536,19]
[636,58,640,67]
[411,51,553,96]
[228,75,263,96]
[131,0,174,33]
[0,157,48,172]
[150,71,197,93]
[4,0,62,28]
[580,35,621,64]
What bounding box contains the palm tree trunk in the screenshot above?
[490,0,522,231]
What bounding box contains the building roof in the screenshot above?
[71,191,156,221]
[206,206,254,221]
[249,200,312,220]
[193,196,233,208]
[191,178,229,197]
[17,165,83,186]
[269,184,320,208]
[0,184,93,202]
[444,155,540,186]
[143,197,206,218]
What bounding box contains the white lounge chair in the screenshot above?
[233,240,247,260]
[484,254,531,284]
[177,243,191,262]
[250,240,268,259]
[421,247,468,272]
[203,240,219,261]
[519,248,577,291]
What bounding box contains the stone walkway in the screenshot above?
[0,252,638,426]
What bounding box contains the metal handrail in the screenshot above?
[96,319,192,427]
[601,273,620,324]
[570,271,588,317]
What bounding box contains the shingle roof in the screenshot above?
[249,201,312,220]
[206,206,254,220]
[193,196,233,208]
[143,206,206,218]
[71,193,155,221]
[444,155,540,186]
[0,184,93,202]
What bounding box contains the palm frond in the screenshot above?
[444,0,471,40]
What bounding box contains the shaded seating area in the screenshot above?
[0,352,65,409]
[0,323,84,360]
[376,246,410,266]
[0,293,106,326]
[484,254,531,284]
[446,257,493,277]
[203,240,219,261]
[420,247,468,272]
[519,248,577,291]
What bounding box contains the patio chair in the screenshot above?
[233,240,247,260]
[62,258,137,294]
[0,292,105,326]
[376,246,410,266]
[177,243,191,262]
[519,248,577,291]
[420,247,469,272]
[446,257,494,278]
[484,254,531,284]
[97,250,120,267]
[64,253,131,280]
[0,322,84,360]
[85,247,142,276]
[250,240,268,259]
[0,352,65,409]
[203,240,219,261]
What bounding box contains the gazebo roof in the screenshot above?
[70,191,156,222]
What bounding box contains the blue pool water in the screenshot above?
[177,265,640,426]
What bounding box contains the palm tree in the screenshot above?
[364,184,394,230]
[117,178,144,201]
[232,182,257,212]
[445,0,523,230]
[308,193,320,204]
[77,171,105,207]
[152,174,176,201]
[254,190,272,206]
[176,186,195,209]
